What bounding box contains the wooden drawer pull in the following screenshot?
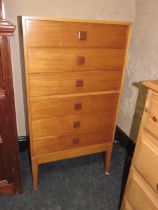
[76,80,84,87]
[76,56,85,65]
[74,103,82,110]
[152,116,157,122]
[144,107,149,113]
[72,138,79,145]
[73,121,80,128]
[78,31,87,40]
[157,184,158,191]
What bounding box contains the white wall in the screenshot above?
[3,0,136,136]
[118,0,158,140]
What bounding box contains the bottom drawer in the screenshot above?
[32,128,112,155]
[134,131,158,193]
[126,169,158,210]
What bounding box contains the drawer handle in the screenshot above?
[74,103,82,110]
[76,80,84,88]
[157,184,158,192]
[78,31,87,40]
[72,138,79,145]
[152,116,157,122]
[144,107,149,113]
[73,121,80,128]
[76,56,85,65]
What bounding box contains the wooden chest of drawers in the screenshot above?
[22,17,132,190]
[121,81,158,210]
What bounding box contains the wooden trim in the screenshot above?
[0,20,15,35]
[131,90,152,166]
[111,24,133,143]
[22,16,133,26]
[143,81,158,93]
[22,17,34,157]
[29,90,120,99]
[36,143,109,164]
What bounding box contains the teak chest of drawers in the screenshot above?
[22,17,132,190]
[121,81,158,210]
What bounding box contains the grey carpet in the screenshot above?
[0,143,125,210]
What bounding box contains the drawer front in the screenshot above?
[144,93,158,138]
[28,48,125,73]
[126,170,158,210]
[32,129,112,155]
[134,131,158,193]
[31,111,116,138]
[29,71,122,97]
[30,94,119,120]
[25,19,128,48]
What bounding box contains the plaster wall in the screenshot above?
[118,0,158,141]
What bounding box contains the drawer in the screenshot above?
[27,48,125,73]
[144,93,158,138]
[30,93,119,120]
[31,110,116,138]
[29,71,122,97]
[126,170,158,210]
[25,19,129,48]
[32,129,112,155]
[134,131,158,193]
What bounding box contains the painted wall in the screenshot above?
[3,0,136,136]
[118,0,158,141]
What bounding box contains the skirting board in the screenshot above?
[115,126,135,208]
[115,126,135,157]
[18,136,29,152]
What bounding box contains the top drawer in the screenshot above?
[24,19,129,48]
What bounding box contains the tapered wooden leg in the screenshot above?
[32,158,38,191]
[105,146,112,175]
